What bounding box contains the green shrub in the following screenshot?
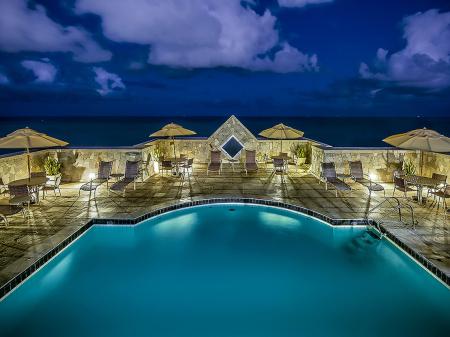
[403,160,416,176]
[44,156,62,176]
[290,143,306,159]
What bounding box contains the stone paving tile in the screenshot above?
[0,166,448,288]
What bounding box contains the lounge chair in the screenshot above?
[0,204,25,226]
[349,161,385,196]
[207,151,222,175]
[110,160,140,196]
[79,161,113,199]
[244,150,258,175]
[321,162,351,196]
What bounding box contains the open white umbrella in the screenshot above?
[259,123,304,153]
[0,127,68,178]
[150,123,196,160]
[383,128,450,174]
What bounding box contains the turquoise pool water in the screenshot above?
[0,204,449,337]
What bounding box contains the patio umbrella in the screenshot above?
[0,127,68,179]
[150,123,196,160]
[259,123,304,153]
[383,128,450,174]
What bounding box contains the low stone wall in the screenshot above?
[0,144,447,184]
[422,152,450,178]
[0,150,50,184]
[310,146,421,182]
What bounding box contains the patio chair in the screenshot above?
[30,171,46,178]
[160,160,174,176]
[79,161,113,199]
[392,176,415,198]
[429,184,449,212]
[30,171,47,198]
[273,158,285,174]
[110,160,140,196]
[207,151,222,175]
[426,173,447,199]
[321,162,351,197]
[244,150,258,175]
[349,161,385,196]
[0,204,25,226]
[181,158,194,177]
[43,175,62,197]
[0,177,8,196]
[8,184,31,217]
[138,156,151,181]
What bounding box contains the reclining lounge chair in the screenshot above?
[321,162,351,197]
[207,151,222,175]
[244,150,258,175]
[349,161,385,196]
[79,161,113,199]
[110,160,140,196]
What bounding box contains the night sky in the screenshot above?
[1,0,450,117]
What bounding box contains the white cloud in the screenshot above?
[0,0,111,63]
[278,0,334,8]
[0,72,9,85]
[360,9,450,90]
[93,67,125,96]
[76,0,318,73]
[21,60,58,83]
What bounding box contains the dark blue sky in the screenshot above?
[0,0,450,117]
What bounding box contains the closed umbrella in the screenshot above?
[259,123,304,153]
[383,128,450,174]
[150,123,196,164]
[0,127,68,179]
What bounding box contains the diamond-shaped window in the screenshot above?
[221,136,244,159]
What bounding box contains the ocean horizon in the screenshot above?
[0,116,449,153]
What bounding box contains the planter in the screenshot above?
[46,173,61,182]
[296,158,306,166]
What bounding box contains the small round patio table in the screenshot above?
[226,158,239,172]
[8,177,48,203]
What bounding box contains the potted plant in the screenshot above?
[44,156,62,181]
[403,159,416,176]
[291,143,307,166]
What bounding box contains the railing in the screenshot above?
[365,197,417,238]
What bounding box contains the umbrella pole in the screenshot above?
[172,136,178,175]
[26,147,31,180]
[280,140,283,154]
[419,150,423,176]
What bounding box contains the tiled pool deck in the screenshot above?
[0,164,448,293]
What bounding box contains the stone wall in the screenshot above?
[1,114,447,184]
[56,148,144,182]
[0,150,50,184]
[310,146,421,182]
[422,152,450,178]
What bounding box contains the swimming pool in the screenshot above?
[0,204,449,337]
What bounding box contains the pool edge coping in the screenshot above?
[1,197,448,299]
